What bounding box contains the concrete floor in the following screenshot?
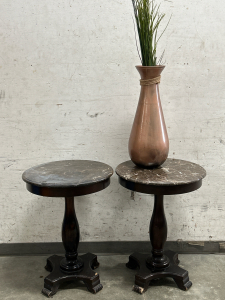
[0,254,224,300]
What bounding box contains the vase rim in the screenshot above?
[136,65,165,69]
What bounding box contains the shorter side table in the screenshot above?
[22,160,113,297]
[116,159,206,294]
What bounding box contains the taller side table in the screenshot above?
[116,159,206,294]
[22,160,113,297]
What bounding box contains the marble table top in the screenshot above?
[22,160,113,188]
[116,159,206,186]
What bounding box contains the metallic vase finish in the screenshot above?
[128,66,169,168]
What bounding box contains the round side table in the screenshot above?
[116,159,206,294]
[22,160,113,297]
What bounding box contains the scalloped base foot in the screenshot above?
[42,253,102,297]
[127,250,192,294]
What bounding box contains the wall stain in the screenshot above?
[219,138,225,145]
[188,241,204,247]
[219,242,225,250]
[0,90,5,100]
[87,112,104,118]
[201,205,208,212]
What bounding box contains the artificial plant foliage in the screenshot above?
[132,0,170,66]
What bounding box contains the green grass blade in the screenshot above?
[131,0,170,66]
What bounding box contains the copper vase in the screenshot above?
[128,66,169,168]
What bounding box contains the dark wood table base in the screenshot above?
[116,159,206,294]
[42,253,102,297]
[22,161,114,297]
[126,250,192,294]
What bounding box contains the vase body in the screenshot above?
[128,66,169,168]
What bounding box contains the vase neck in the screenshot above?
[136,66,165,80]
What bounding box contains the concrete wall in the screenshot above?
[0,0,224,243]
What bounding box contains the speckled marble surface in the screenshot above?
[116,159,206,186]
[22,160,113,188]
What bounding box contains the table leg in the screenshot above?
[42,197,103,297]
[60,196,83,272]
[147,194,170,269]
[126,194,192,294]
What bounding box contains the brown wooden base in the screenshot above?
[42,253,103,297]
[126,250,192,294]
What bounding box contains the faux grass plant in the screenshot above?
[132,0,170,66]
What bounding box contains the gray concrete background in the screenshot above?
[0,0,224,244]
[0,254,224,300]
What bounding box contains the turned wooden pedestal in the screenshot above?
[22,160,113,297]
[116,159,206,294]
